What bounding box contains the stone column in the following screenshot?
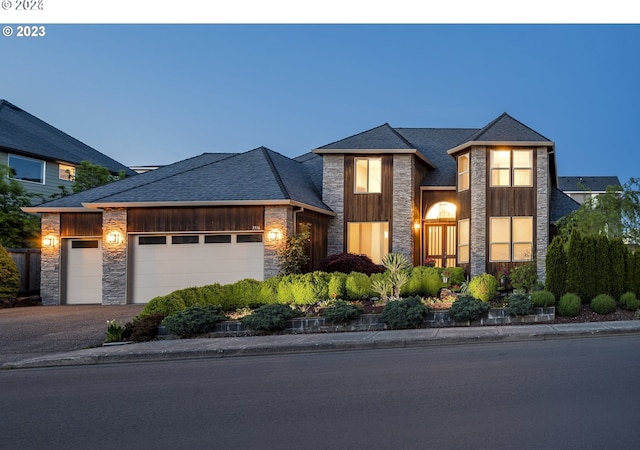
[102,208,127,305]
[392,154,414,260]
[536,147,549,283]
[322,155,344,256]
[40,213,61,305]
[264,205,293,279]
[469,146,487,277]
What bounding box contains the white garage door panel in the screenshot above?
[132,235,264,304]
[66,239,103,305]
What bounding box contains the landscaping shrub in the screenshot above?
[140,292,188,318]
[328,272,347,299]
[382,253,410,298]
[241,303,297,332]
[224,278,263,309]
[444,266,466,288]
[619,291,640,311]
[322,300,362,324]
[0,244,20,299]
[255,276,280,305]
[545,235,567,299]
[509,260,538,293]
[123,313,166,342]
[590,294,616,315]
[318,253,384,275]
[345,272,371,300]
[380,296,428,329]
[507,293,533,316]
[370,272,391,301]
[105,319,125,343]
[531,290,556,307]
[557,293,582,317]
[162,305,227,338]
[448,295,490,322]
[468,273,499,302]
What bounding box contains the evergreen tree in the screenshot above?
[565,230,583,298]
[545,235,567,299]
[594,235,610,296]
[0,243,21,299]
[0,165,41,248]
[609,238,627,300]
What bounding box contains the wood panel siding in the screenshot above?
[296,210,329,272]
[60,212,102,237]
[127,206,265,232]
[344,155,394,222]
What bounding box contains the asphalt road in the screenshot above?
[2,336,640,449]
[0,305,145,364]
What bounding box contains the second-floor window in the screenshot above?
[458,154,469,191]
[8,154,45,184]
[490,149,533,187]
[354,157,382,193]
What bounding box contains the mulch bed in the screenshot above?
[552,304,636,324]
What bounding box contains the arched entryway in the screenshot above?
[423,202,457,268]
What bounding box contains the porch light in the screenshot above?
[267,229,283,241]
[42,235,58,248]
[106,230,123,245]
[413,222,421,231]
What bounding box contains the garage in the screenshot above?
[64,239,103,304]
[130,232,264,304]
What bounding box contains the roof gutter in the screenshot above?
[447,140,555,155]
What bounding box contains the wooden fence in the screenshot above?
[7,249,41,296]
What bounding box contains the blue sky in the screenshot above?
[1,24,639,183]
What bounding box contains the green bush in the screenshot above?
[442,266,466,288]
[241,303,297,332]
[328,272,347,299]
[557,293,582,317]
[380,296,428,329]
[449,295,490,322]
[507,293,533,316]
[369,272,391,300]
[256,276,280,305]
[323,300,362,324]
[619,291,640,311]
[140,292,188,318]
[0,244,20,299]
[531,290,556,307]
[345,272,371,300]
[224,279,262,309]
[123,313,166,342]
[545,236,567,299]
[590,294,616,315]
[162,305,227,338]
[468,273,499,302]
[510,260,538,293]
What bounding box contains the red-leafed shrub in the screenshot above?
[318,253,385,275]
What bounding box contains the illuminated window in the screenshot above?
[354,158,382,193]
[490,149,533,187]
[59,164,76,181]
[490,216,533,262]
[8,154,45,184]
[458,154,469,191]
[347,222,388,264]
[458,219,470,264]
[425,202,456,220]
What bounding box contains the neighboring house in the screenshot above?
[0,100,136,202]
[26,113,589,306]
[558,176,622,205]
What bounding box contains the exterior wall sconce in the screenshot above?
[42,235,59,248]
[267,229,283,241]
[106,230,123,245]
[413,222,421,231]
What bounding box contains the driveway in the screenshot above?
[0,305,145,365]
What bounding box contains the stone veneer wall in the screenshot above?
[469,146,487,277]
[322,155,345,256]
[392,154,414,259]
[102,208,127,305]
[40,213,61,305]
[535,147,549,283]
[264,205,293,279]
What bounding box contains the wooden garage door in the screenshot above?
[130,233,264,304]
[65,239,103,304]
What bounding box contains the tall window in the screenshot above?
[347,222,388,264]
[354,157,382,193]
[490,149,533,187]
[458,219,470,263]
[458,154,469,191]
[489,216,533,262]
[8,154,45,184]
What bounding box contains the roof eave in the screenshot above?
[312,148,435,168]
[447,140,556,155]
[22,206,98,213]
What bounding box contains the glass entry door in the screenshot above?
[424,223,457,268]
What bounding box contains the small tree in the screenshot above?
[545,235,567,299]
[71,160,125,193]
[277,224,310,275]
[0,165,41,248]
[0,243,21,299]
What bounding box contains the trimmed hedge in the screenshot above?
[557,293,581,317]
[619,291,640,311]
[590,294,616,315]
[531,290,556,307]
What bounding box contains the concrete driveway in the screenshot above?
[0,305,145,365]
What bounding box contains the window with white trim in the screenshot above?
[489,216,533,262]
[354,157,382,193]
[490,149,533,187]
[458,219,470,263]
[458,154,469,191]
[8,154,45,184]
[347,222,388,264]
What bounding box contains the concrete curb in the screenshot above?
[3,321,640,370]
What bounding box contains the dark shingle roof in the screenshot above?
[316,123,415,150]
[33,148,331,213]
[557,176,622,192]
[466,112,552,143]
[0,100,135,176]
[550,188,581,223]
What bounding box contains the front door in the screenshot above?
[424,223,457,268]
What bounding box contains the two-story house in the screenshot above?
[26,113,582,305]
[1,100,136,203]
